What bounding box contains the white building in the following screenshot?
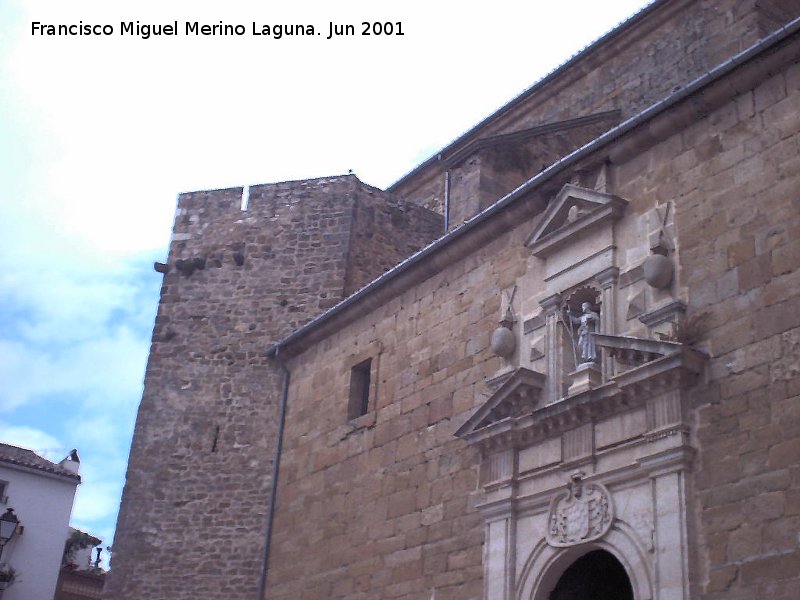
[0,444,81,600]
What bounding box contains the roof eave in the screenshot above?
[387,0,669,192]
[269,16,800,359]
[0,458,82,484]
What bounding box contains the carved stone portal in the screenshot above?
[546,472,613,547]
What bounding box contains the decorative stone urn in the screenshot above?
[491,325,516,358]
[491,306,517,358]
[643,253,673,288]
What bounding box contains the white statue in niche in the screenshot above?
[564,302,600,364]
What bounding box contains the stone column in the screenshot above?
[540,293,562,404]
[596,267,619,382]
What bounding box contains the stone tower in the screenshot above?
[104,175,441,599]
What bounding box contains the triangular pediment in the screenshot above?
[455,367,545,438]
[525,184,627,257]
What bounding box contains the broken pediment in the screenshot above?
[594,333,687,366]
[455,367,545,438]
[456,335,705,450]
[525,184,627,258]
[593,332,705,390]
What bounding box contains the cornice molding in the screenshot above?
[441,111,621,168]
[458,338,705,452]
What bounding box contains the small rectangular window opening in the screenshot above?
[0,480,8,505]
[348,359,372,420]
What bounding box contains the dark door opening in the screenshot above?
[549,549,634,600]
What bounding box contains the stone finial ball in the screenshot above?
[643,253,674,288]
[490,326,516,358]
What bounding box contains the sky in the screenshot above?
[0,0,652,567]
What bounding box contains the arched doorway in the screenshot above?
[548,550,633,600]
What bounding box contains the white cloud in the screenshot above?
[72,477,125,525]
[0,249,155,412]
[0,328,149,411]
[0,423,64,460]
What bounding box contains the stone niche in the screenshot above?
[525,181,628,403]
[456,181,706,599]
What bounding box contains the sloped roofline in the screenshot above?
[269,15,800,359]
[0,443,81,483]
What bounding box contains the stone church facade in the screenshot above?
[105,1,800,599]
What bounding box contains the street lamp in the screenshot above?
[0,509,19,561]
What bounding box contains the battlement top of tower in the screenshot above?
[167,171,441,252]
[177,172,357,205]
[173,172,440,219]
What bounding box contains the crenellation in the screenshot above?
[174,186,245,228]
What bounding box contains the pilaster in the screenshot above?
[596,266,619,382]
[540,293,563,404]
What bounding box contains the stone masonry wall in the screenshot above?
[393,0,800,226]
[263,38,800,600]
[614,57,800,599]
[105,175,440,600]
[266,227,532,600]
[345,183,443,296]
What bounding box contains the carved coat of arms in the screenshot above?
[546,471,614,547]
